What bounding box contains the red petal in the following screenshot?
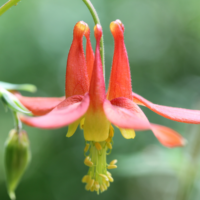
[105,97,186,147]
[20,94,90,129]
[15,93,65,116]
[84,25,95,82]
[103,97,150,130]
[133,92,200,124]
[65,21,89,98]
[107,20,133,101]
[89,24,106,110]
[150,123,186,147]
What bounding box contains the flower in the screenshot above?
[16,20,200,193]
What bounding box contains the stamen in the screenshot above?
[107,164,117,169]
[109,125,114,137]
[84,143,90,153]
[108,176,114,182]
[109,159,117,165]
[82,175,90,183]
[94,181,100,189]
[85,178,94,190]
[99,174,109,181]
[95,142,102,151]
[84,156,93,167]
[100,184,104,192]
[90,185,95,192]
[106,181,110,187]
[82,141,117,194]
[106,137,111,143]
[106,142,112,149]
[102,183,107,190]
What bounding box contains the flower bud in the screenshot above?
[4,129,31,200]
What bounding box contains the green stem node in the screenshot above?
[13,111,22,132]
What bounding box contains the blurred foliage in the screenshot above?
[1,0,200,199]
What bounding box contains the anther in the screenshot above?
[107,164,117,169]
[90,185,95,192]
[107,175,114,182]
[85,179,95,190]
[94,181,100,189]
[99,174,109,181]
[109,125,114,137]
[95,142,102,151]
[82,175,90,183]
[84,143,90,153]
[106,181,110,187]
[109,159,117,165]
[103,183,107,190]
[106,137,111,143]
[107,171,114,182]
[100,184,105,192]
[107,142,112,149]
[84,156,93,167]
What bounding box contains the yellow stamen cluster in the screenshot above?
[82,126,117,194]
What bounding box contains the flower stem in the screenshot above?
[82,0,105,77]
[12,111,22,132]
[0,0,20,16]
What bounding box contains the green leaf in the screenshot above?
[0,88,31,114]
[0,81,37,93]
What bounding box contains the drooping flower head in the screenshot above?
[16,20,200,194]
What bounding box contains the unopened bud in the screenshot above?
[4,129,31,200]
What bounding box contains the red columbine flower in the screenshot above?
[16,20,200,193]
[107,19,200,147]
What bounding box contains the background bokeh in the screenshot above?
[1,0,200,199]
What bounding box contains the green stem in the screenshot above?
[12,111,22,132]
[0,0,20,16]
[82,0,105,77]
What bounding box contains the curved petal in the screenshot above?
[107,20,133,100]
[20,94,90,129]
[119,128,136,139]
[103,98,150,130]
[65,21,89,98]
[150,123,186,148]
[84,25,95,82]
[14,93,65,116]
[89,24,106,108]
[66,119,81,137]
[105,97,186,147]
[133,92,200,124]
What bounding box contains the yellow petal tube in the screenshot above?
[84,110,110,142]
[119,128,136,139]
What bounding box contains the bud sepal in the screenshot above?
[4,129,31,200]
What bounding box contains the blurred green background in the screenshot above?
[1,0,200,199]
